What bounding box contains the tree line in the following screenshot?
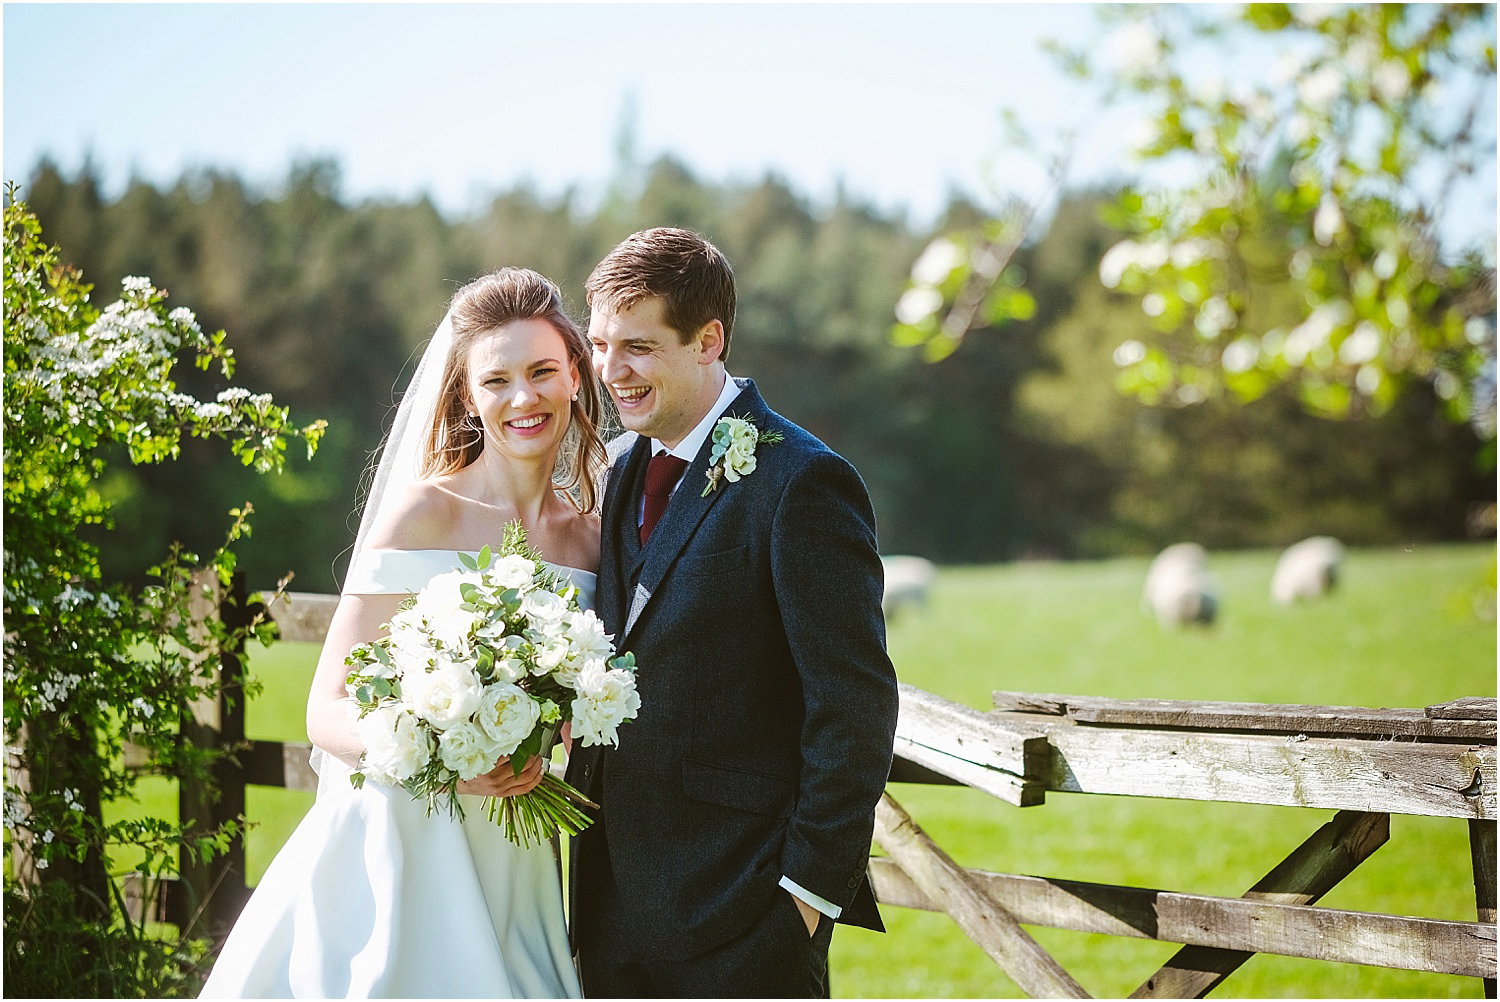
[19,156,1494,593]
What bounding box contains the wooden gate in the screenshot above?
[882,685,1497,997]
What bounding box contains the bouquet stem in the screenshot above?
[485,772,596,848]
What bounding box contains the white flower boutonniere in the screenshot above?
[702,414,784,497]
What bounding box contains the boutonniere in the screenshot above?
[701,415,784,497]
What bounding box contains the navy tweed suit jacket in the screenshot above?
[566,379,899,960]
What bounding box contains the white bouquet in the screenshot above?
[345,522,639,846]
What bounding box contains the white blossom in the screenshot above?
[894,287,942,326]
[1222,337,1261,374]
[4,791,28,830]
[1194,296,1236,339]
[1113,340,1148,368]
[474,682,541,756]
[911,238,964,285]
[358,705,433,784]
[1372,60,1411,102]
[1107,21,1163,75]
[519,588,567,626]
[1338,321,1382,365]
[489,555,536,590]
[571,662,641,748]
[1284,301,1351,365]
[403,654,483,730]
[437,720,504,780]
[1313,195,1345,246]
[1298,65,1343,109]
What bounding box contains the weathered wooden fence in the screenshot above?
[129,578,1497,996]
[123,575,336,941]
[883,685,1497,997]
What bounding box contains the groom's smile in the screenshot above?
[589,296,726,451]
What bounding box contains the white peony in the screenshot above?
[571,662,641,748]
[563,609,613,663]
[475,681,542,754]
[403,653,483,729]
[358,705,433,783]
[438,720,505,780]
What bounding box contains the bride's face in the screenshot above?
[464,319,581,462]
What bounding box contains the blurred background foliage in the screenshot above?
[19,151,1494,593]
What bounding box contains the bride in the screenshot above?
[200,268,605,998]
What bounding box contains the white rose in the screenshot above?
[571,662,641,748]
[403,653,483,729]
[718,419,759,481]
[531,633,571,674]
[358,706,433,783]
[475,681,542,755]
[489,554,536,590]
[438,720,505,780]
[520,589,567,625]
[723,444,757,481]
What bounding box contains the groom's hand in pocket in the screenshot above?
[456,754,545,798]
[790,892,820,937]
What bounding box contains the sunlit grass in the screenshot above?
[835,543,1494,998]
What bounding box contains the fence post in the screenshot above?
[1471,819,1497,998]
[178,568,252,940]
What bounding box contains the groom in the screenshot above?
[566,228,899,997]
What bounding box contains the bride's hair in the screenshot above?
[423,268,606,514]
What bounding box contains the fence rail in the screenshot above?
[128,578,1496,997]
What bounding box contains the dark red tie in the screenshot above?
[640,454,690,544]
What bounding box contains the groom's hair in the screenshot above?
[585,227,737,361]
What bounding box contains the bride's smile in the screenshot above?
[466,318,580,458]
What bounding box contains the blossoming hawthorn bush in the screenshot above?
[3,188,325,997]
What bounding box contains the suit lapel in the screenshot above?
[602,435,650,637]
[624,381,769,641]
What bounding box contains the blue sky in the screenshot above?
[4,3,1494,251]
[4,3,1130,224]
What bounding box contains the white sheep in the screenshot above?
[881,555,936,619]
[1142,543,1218,627]
[1271,536,1344,605]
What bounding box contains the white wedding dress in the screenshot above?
[199,550,586,999]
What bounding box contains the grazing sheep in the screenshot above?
[1271,536,1344,605]
[1142,543,1218,628]
[881,555,936,619]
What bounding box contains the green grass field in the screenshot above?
[124,543,1496,998]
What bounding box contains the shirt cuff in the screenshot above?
[779,875,842,919]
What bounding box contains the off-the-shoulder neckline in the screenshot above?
[356,548,597,578]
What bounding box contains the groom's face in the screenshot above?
[589,296,725,450]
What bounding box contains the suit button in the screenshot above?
[847,876,861,888]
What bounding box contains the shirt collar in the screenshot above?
[651,371,743,462]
